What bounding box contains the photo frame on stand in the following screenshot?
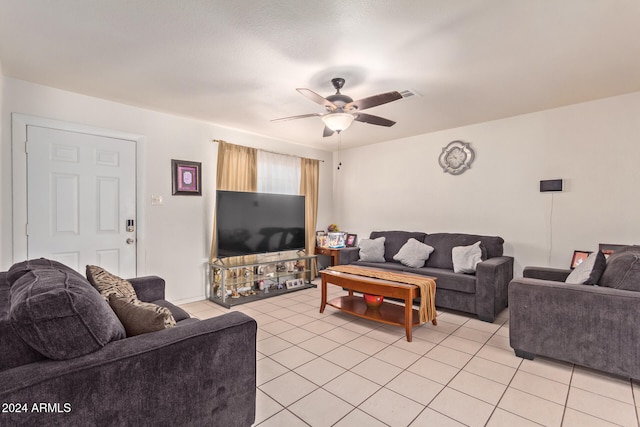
[346,234,358,247]
[570,250,592,269]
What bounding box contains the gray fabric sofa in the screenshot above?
[0,259,256,426]
[338,231,514,322]
[509,246,640,379]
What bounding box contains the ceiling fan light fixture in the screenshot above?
[322,112,355,132]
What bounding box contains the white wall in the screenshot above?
[334,91,640,276]
[0,77,333,303]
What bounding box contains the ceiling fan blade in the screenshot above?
[296,88,337,110]
[354,113,396,127]
[323,126,335,138]
[271,113,323,123]
[346,91,402,111]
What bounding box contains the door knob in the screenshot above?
[126,238,135,245]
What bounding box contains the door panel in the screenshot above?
[26,125,137,277]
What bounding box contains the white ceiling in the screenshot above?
[1,0,640,151]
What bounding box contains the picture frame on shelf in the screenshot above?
[285,278,305,289]
[346,233,358,247]
[570,250,592,269]
[172,159,202,196]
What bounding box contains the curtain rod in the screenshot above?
[212,139,325,163]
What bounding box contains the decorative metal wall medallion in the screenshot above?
[438,140,475,175]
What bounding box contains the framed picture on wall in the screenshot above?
[172,159,202,196]
[570,250,592,269]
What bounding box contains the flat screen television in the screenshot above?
[216,190,306,257]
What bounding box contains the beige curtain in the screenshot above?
[300,158,320,277]
[211,141,257,260]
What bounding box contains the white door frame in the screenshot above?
[11,113,147,276]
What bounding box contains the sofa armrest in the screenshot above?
[338,247,361,265]
[474,256,514,322]
[0,311,257,426]
[129,275,165,302]
[523,266,571,282]
[509,278,640,379]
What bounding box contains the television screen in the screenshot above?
[216,190,306,257]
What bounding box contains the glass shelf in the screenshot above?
[208,251,317,308]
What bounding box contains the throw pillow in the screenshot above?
[86,265,137,300]
[452,241,484,274]
[565,250,607,285]
[599,250,640,291]
[10,268,126,360]
[7,258,85,286]
[108,295,177,337]
[358,237,386,263]
[393,238,435,268]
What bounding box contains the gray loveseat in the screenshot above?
[509,246,640,379]
[0,259,256,426]
[339,231,514,322]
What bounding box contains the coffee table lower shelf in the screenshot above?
[326,295,420,329]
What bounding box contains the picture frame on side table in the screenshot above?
[172,159,202,196]
[599,243,626,259]
[346,233,358,247]
[570,250,592,269]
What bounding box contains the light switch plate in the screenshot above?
[151,195,163,205]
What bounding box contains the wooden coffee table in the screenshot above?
[320,269,437,342]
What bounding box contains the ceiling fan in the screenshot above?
[272,78,403,137]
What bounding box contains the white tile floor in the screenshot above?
[181,283,640,427]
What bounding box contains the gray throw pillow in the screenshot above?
[599,250,640,290]
[566,251,606,285]
[393,238,435,268]
[10,269,126,360]
[452,241,483,274]
[358,237,386,262]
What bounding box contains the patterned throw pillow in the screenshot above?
[86,265,137,300]
[108,295,176,337]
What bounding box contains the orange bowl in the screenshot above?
[363,294,384,308]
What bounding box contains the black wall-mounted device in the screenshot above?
[540,179,563,192]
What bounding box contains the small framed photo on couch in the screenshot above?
[570,250,592,269]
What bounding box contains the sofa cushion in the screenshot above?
[370,231,427,262]
[86,265,138,300]
[565,251,606,285]
[352,260,406,272]
[393,238,435,268]
[9,268,126,360]
[358,237,386,262]
[7,258,85,286]
[405,267,476,294]
[108,295,176,336]
[599,250,640,291]
[452,241,484,274]
[423,233,504,270]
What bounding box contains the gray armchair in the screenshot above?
[509,247,640,380]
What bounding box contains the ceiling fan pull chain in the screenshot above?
[337,132,342,170]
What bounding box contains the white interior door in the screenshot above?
[26,125,137,277]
